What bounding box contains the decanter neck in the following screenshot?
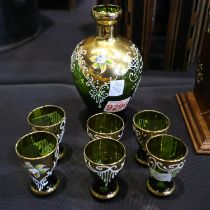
[96,24,116,40]
[92,4,121,40]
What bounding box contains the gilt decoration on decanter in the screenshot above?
[71,4,143,115]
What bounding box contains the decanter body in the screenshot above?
[71,4,143,114]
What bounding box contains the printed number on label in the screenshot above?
[104,97,130,112]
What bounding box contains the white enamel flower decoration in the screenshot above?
[24,161,50,178]
[90,54,113,74]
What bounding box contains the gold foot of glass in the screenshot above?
[57,144,66,161]
[30,174,59,196]
[135,152,148,167]
[90,183,119,200]
[146,178,175,197]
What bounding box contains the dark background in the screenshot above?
[0,1,209,210]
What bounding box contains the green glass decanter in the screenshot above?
[71,4,143,115]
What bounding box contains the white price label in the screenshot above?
[150,169,172,182]
[104,97,130,112]
[109,80,125,96]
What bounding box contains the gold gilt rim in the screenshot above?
[146,179,175,197]
[146,134,188,163]
[27,104,66,129]
[90,183,119,199]
[87,112,124,136]
[92,4,122,20]
[135,153,148,167]
[15,131,58,161]
[133,109,170,133]
[84,138,126,166]
[57,145,66,161]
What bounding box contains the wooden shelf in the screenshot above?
[176,91,210,154]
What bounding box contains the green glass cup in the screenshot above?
[87,112,124,141]
[15,131,59,196]
[133,110,170,166]
[146,134,188,197]
[84,138,126,200]
[27,105,66,161]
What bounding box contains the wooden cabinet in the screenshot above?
[176,9,210,154]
